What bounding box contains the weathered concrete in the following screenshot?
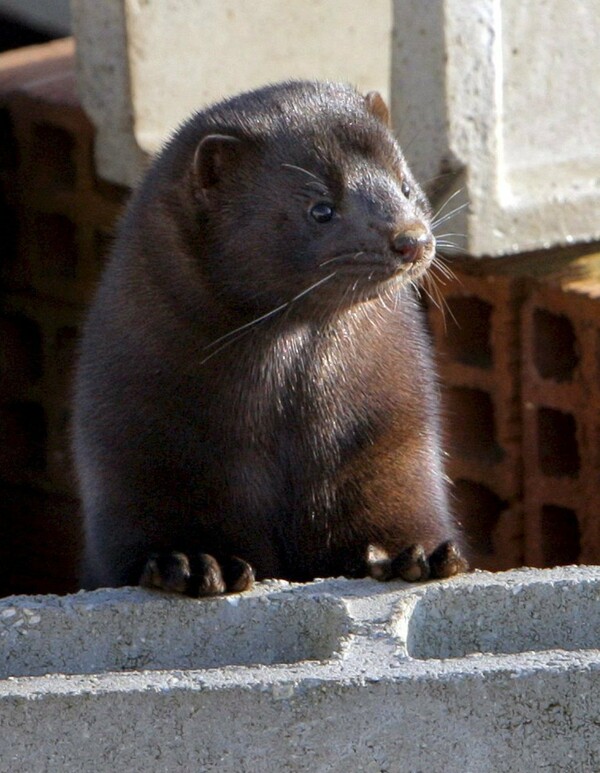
[71,0,600,255]
[1,566,600,771]
[393,0,600,256]
[71,0,392,188]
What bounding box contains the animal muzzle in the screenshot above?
[390,227,434,265]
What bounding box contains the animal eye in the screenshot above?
[401,181,411,199]
[310,202,335,223]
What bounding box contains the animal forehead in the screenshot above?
[273,117,402,169]
[275,135,405,197]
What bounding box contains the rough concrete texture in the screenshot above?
[1,567,600,772]
[393,0,600,256]
[71,0,392,188]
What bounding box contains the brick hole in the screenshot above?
[0,108,18,169]
[34,213,77,279]
[537,407,579,477]
[3,485,81,596]
[0,401,47,475]
[540,504,580,566]
[452,479,507,556]
[0,315,43,394]
[445,387,504,463]
[55,326,78,379]
[533,308,578,381]
[94,178,130,206]
[444,296,492,368]
[31,123,76,189]
[94,228,114,265]
[0,193,17,281]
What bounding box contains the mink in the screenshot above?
[72,80,468,594]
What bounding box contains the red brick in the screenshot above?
[0,40,127,595]
[427,268,525,570]
[1,38,127,304]
[521,254,600,566]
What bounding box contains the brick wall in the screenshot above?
[0,39,128,594]
[520,257,600,567]
[428,253,600,571]
[427,270,525,570]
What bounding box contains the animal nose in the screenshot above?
[391,230,431,264]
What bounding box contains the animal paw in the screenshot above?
[370,540,468,583]
[140,551,255,596]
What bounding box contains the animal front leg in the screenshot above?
[369,541,468,583]
[140,551,255,596]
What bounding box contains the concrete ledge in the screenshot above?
[2,567,600,770]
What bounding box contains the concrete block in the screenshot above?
[393,0,600,256]
[71,0,393,188]
[2,567,600,771]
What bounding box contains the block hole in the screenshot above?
[0,401,47,475]
[0,314,43,393]
[444,296,492,368]
[537,407,579,477]
[452,479,507,556]
[94,177,130,205]
[533,308,578,381]
[0,108,18,169]
[34,213,77,278]
[540,505,580,566]
[32,123,76,189]
[94,228,114,266]
[445,387,503,463]
[55,326,78,379]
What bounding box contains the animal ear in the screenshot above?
[193,133,243,201]
[364,91,391,127]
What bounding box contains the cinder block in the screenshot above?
[1,569,600,771]
[427,267,525,571]
[393,0,600,256]
[521,254,600,566]
[71,0,393,187]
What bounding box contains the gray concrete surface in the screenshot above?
[1,567,600,771]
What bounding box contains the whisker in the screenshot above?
[319,251,365,268]
[430,257,455,281]
[432,202,470,229]
[199,328,254,366]
[422,271,455,333]
[201,272,338,363]
[303,180,330,195]
[436,242,468,255]
[434,254,464,292]
[434,233,467,242]
[431,188,464,222]
[281,163,327,186]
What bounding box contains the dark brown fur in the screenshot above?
[73,81,467,593]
